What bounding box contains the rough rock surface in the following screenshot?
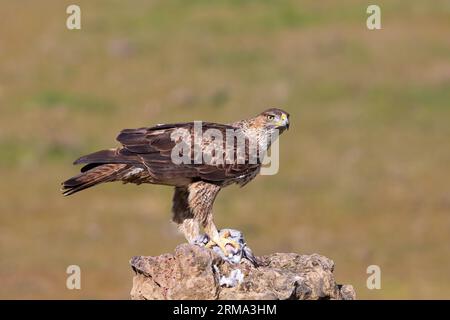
[130,244,355,300]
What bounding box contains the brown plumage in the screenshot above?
[62,108,290,256]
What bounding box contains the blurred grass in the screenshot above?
[1,0,450,299]
[29,90,116,112]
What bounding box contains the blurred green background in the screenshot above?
[1,0,450,299]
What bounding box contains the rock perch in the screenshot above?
[130,244,355,300]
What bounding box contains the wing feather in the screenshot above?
[116,122,259,184]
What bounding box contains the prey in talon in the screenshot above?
[205,230,240,257]
[195,229,260,266]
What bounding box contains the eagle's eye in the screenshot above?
[266,114,275,121]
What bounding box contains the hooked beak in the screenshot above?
[277,114,290,131]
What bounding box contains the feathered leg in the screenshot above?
[172,186,201,243]
[172,182,240,255]
[189,182,240,256]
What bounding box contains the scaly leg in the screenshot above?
[203,218,240,257]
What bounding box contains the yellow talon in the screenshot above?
[205,231,240,256]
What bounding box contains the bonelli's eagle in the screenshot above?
[62,108,290,259]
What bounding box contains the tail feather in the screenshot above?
[74,149,137,165]
[62,163,128,196]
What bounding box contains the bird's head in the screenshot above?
[256,108,290,134]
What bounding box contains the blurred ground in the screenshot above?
[0,0,449,299]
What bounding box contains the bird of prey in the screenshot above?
[62,108,290,258]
